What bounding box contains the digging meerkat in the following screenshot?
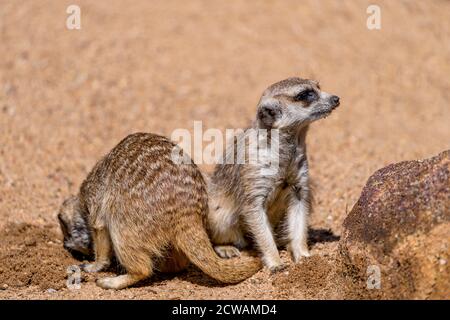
[208,77,340,272]
[58,133,261,290]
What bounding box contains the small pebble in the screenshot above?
[46,288,57,294]
[25,239,36,246]
[439,259,447,265]
[1,284,8,290]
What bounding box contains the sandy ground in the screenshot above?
[0,0,449,299]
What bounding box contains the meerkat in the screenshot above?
[207,77,340,272]
[58,133,261,289]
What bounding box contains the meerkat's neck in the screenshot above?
[295,124,309,147]
[269,124,310,150]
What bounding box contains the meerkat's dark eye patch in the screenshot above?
[294,89,318,103]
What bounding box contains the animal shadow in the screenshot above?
[307,228,340,246]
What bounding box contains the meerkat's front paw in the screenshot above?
[80,262,107,273]
[269,263,288,274]
[214,245,241,259]
[289,245,311,263]
[263,254,286,273]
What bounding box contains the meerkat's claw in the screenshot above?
[300,249,311,257]
[289,246,311,263]
[269,263,288,274]
[293,251,311,264]
[214,245,241,259]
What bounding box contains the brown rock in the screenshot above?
[339,150,450,299]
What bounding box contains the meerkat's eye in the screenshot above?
[294,89,318,103]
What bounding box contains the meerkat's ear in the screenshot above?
[58,212,70,239]
[58,196,78,239]
[257,100,282,128]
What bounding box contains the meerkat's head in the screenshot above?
[58,196,93,259]
[256,77,340,129]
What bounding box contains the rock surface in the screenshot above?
[339,151,450,299]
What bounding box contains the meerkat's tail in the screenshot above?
[175,223,262,284]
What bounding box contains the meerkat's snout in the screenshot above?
[330,95,340,108]
[311,90,340,120]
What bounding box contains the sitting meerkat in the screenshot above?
[207,77,340,272]
[58,133,261,289]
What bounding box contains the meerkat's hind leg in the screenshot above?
[212,226,247,259]
[98,231,155,289]
[214,245,241,258]
[96,273,149,290]
[81,227,112,273]
[96,254,153,290]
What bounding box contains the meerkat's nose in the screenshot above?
[330,95,340,107]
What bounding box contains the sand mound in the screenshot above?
[273,254,340,299]
[0,223,79,290]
